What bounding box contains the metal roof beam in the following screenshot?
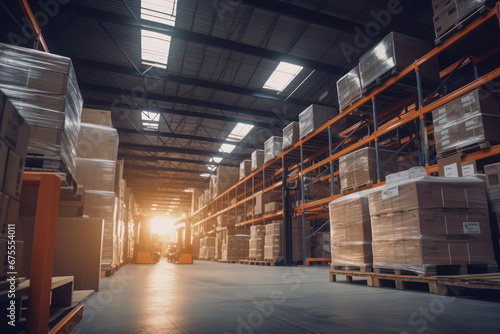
[62,3,345,75]
[116,128,256,149]
[85,100,272,129]
[118,153,238,167]
[125,164,215,175]
[73,58,314,106]
[120,142,229,158]
[123,173,207,183]
[81,84,291,120]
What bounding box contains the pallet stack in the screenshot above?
[0,43,83,175]
[264,221,282,262]
[432,89,500,157]
[329,191,373,271]
[221,234,250,261]
[249,225,266,260]
[0,92,29,282]
[368,176,497,275]
[199,236,215,260]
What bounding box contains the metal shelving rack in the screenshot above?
[187,3,500,265]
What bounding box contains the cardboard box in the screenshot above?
[3,150,24,200]
[337,66,363,112]
[368,176,488,217]
[299,104,339,139]
[264,136,283,163]
[372,237,496,273]
[339,147,405,192]
[76,123,119,161]
[81,108,113,127]
[239,160,252,181]
[264,202,282,214]
[371,209,491,241]
[114,159,125,194]
[438,154,477,177]
[255,191,271,215]
[0,94,31,158]
[282,122,300,150]
[485,162,500,190]
[27,126,63,156]
[75,158,116,192]
[251,150,265,171]
[433,0,486,38]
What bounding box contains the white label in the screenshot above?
[409,166,427,179]
[463,222,481,234]
[382,186,399,200]
[438,107,447,115]
[444,163,459,177]
[461,164,475,177]
[438,117,448,126]
[386,171,409,185]
[441,129,449,136]
[442,139,450,147]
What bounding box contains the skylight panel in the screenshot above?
[141,0,177,25]
[227,123,254,142]
[142,111,160,131]
[263,62,303,92]
[141,30,171,68]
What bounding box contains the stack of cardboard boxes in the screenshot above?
[432,89,500,156]
[199,236,215,260]
[299,104,339,139]
[282,122,300,150]
[221,233,250,261]
[76,108,120,270]
[251,150,265,172]
[432,0,486,39]
[249,225,266,260]
[0,93,29,282]
[264,221,282,261]
[329,191,373,269]
[213,166,239,199]
[337,67,363,112]
[239,160,252,181]
[368,176,497,275]
[0,43,83,175]
[291,219,311,262]
[264,136,283,163]
[339,147,404,192]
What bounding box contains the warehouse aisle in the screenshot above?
[73,261,500,334]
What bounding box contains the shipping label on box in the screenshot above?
[485,163,500,190]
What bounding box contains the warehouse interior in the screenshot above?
[1,0,500,333]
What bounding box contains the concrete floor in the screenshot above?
[72,260,500,334]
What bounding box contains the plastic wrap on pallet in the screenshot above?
[337,66,363,112]
[329,190,374,267]
[76,123,119,161]
[282,122,300,150]
[359,32,434,90]
[432,89,500,155]
[339,147,406,192]
[299,104,339,139]
[249,225,266,260]
[264,136,283,163]
[368,176,488,217]
[0,44,83,175]
[75,158,116,192]
[433,0,486,38]
[251,150,265,171]
[83,191,117,267]
[367,176,494,275]
[240,160,252,180]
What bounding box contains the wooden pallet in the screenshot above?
[437,140,492,160]
[218,260,238,264]
[332,265,372,273]
[238,259,275,266]
[341,180,373,194]
[373,264,498,277]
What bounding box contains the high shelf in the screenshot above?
[186,3,500,265]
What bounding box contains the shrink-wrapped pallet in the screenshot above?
[264,136,283,163]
